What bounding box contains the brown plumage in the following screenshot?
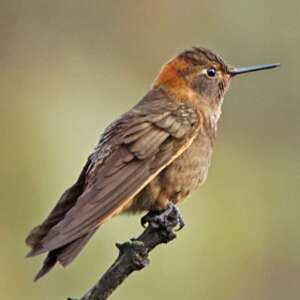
[25,47,280,281]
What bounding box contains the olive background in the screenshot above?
[1,1,299,299]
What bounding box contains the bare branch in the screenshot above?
[68,211,180,300]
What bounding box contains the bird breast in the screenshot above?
[159,133,213,204]
[127,132,213,214]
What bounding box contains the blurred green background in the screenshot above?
[1,1,299,299]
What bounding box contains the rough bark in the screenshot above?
[68,211,180,300]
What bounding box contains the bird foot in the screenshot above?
[141,202,185,232]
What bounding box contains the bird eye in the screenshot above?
[207,68,216,77]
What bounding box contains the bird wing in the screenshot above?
[39,89,200,252]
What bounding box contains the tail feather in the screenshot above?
[26,158,94,281]
[34,228,97,281]
[34,251,58,282]
[57,228,97,267]
[26,159,91,250]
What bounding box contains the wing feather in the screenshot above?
[38,89,200,253]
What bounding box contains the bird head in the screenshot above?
[153,47,279,110]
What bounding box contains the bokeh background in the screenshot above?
[1,1,299,299]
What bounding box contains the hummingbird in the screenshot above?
[25,47,280,281]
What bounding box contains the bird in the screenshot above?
[25,46,280,281]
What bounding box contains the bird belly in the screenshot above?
[126,134,213,214]
[159,134,213,205]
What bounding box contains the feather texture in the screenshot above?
[26,88,200,279]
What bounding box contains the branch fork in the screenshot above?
[69,206,181,300]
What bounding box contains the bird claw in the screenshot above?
[140,202,185,231]
[141,211,157,228]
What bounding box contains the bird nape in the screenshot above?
[26,46,280,281]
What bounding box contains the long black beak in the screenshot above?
[229,63,280,76]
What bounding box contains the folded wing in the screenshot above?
[27,89,200,260]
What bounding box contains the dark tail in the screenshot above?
[25,158,93,280]
[34,228,97,281]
